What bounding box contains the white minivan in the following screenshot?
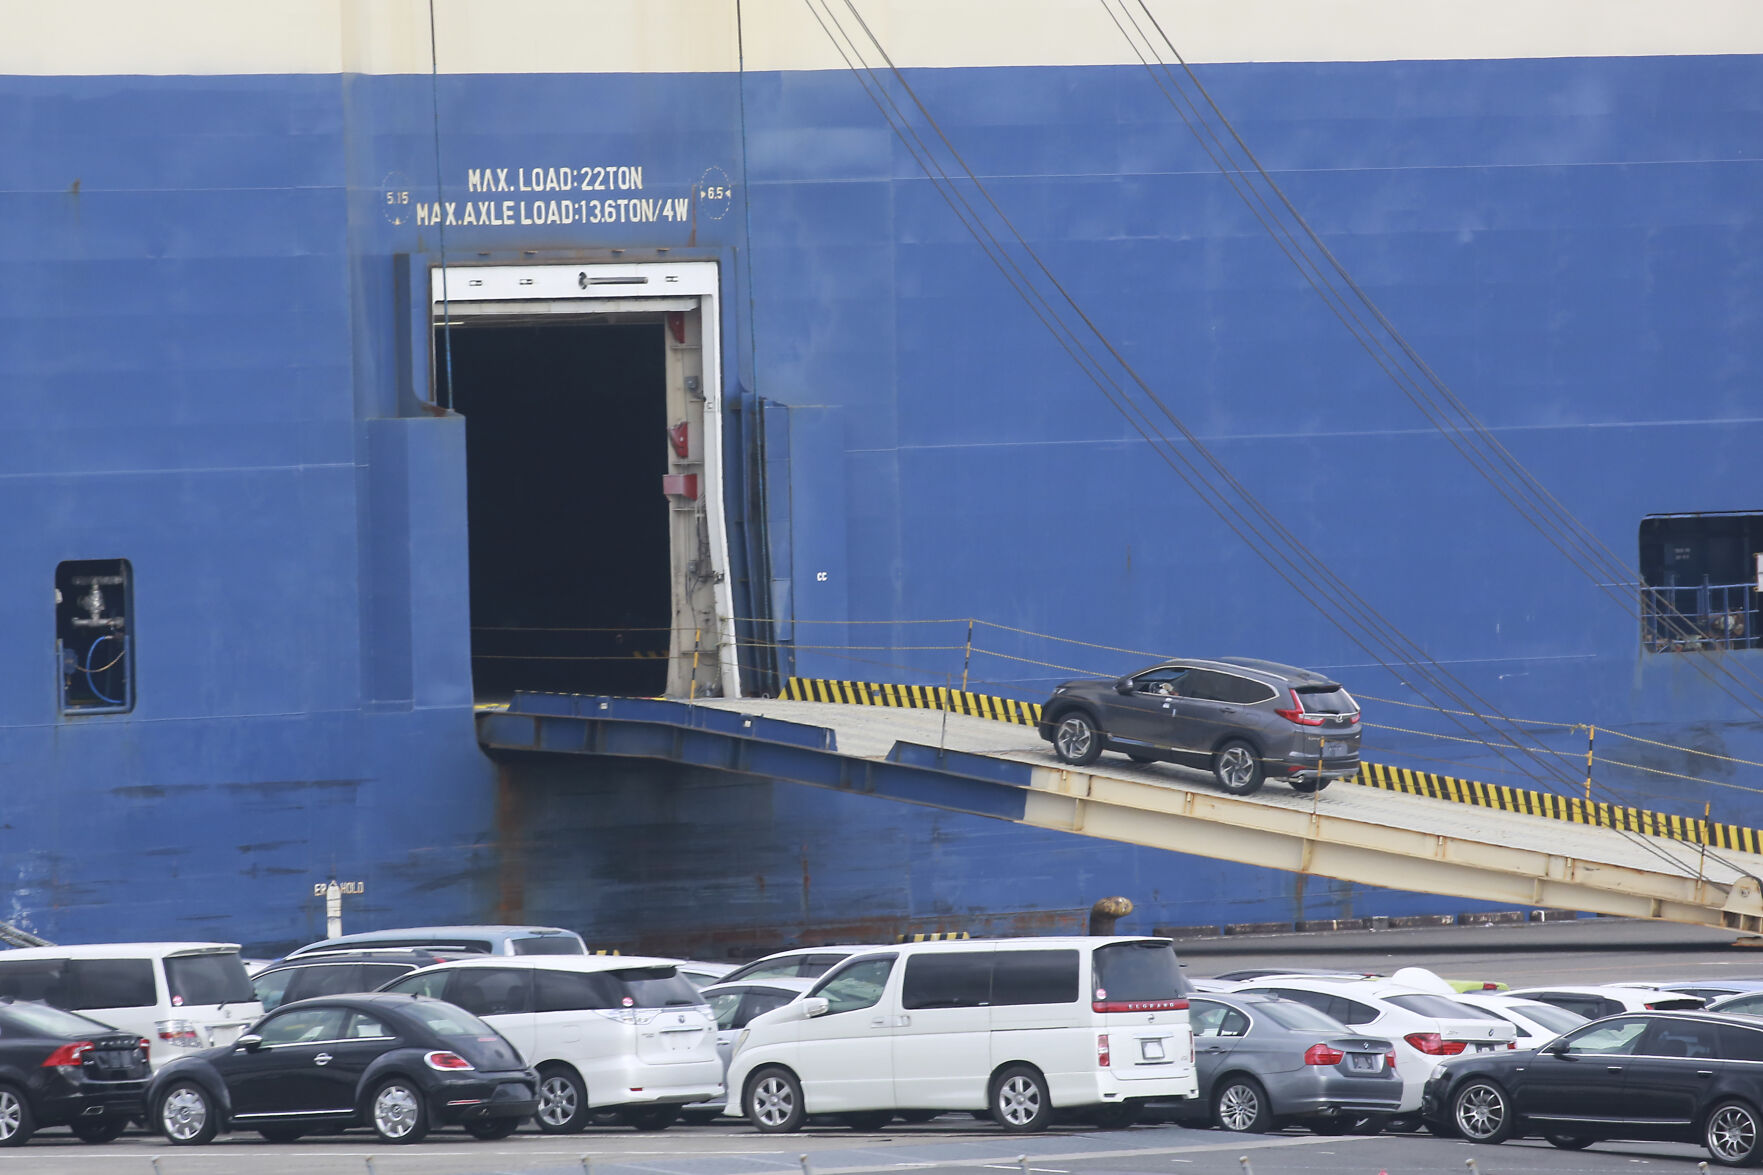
[725,936,1199,1134]
[0,943,261,1070]
[381,955,722,1131]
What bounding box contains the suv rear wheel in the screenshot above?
[1212,741,1265,795]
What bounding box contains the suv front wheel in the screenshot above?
[1052,712,1102,766]
[1213,741,1266,795]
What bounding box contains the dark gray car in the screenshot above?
[1176,993,1403,1133]
[1036,657,1361,796]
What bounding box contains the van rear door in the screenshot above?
[1091,941,1191,1081]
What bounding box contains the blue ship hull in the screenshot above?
[3,42,1760,955]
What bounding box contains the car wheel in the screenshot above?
[1212,740,1265,795]
[466,1118,521,1140]
[1052,713,1102,766]
[1451,1080,1514,1145]
[257,1126,305,1143]
[0,1085,34,1147]
[991,1064,1052,1133]
[71,1115,128,1143]
[369,1078,429,1144]
[1544,1132,1594,1150]
[1706,1100,1763,1167]
[842,1111,892,1131]
[535,1064,589,1134]
[623,1105,681,1131]
[1212,1075,1272,1133]
[745,1067,805,1134]
[158,1081,218,1146]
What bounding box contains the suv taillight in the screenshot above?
[1275,689,1326,726]
[157,1020,202,1049]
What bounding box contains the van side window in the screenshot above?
[0,960,70,1004]
[903,953,991,1009]
[286,965,366,1003]
[382,970,449,999]
[992,950,1079,1006]
[446,968,534,1016]
[534,969,621,1012]
[67,959,157,1010]
[810,956,896,1015]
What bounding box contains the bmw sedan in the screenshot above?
[0,998,150,1146]
[1424,1011,1763,1166]
[147,993,537,1145]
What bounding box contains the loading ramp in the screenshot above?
[476,694,1763,935]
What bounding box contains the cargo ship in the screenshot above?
[3,1,1760,956]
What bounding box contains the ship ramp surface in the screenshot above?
[477,695,1763,935]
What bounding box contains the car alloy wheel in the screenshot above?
[1053,715,1100,766]
[1213,1078,1270,1133]
[371,1080,426,1143]
[1707,1101,1761,1166]
[1214,743,1262,794]
[0,1086,30,1147]
[747,1069,804,1133]
[160,1083,216,1145]
[1452,1082,1509,1143]
[537,1070,584,1132]
[992,1065,1051,1133]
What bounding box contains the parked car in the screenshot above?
[1633,979,1763,1002]
[1036,658,1361,795]
[1423,1010,1763,1166]
[688,977,818,1119]
[147,993,536,1145]
[286,925,586,959]
[1228,975,1516,1116]
[1504,985,1706,1018]
[720,947,886,986]
[678,962,737,990]
[252,950,474,1011]
[1709,991,1763,1017]
[0,944,261,1069]
[727,936,1199,1135]
[379,955,721,1132]
[1448,993,1587,1049]
[1174,992,1402,1134]
[0,998,151,1146]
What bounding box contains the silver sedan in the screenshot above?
[1176,992,1405,1133]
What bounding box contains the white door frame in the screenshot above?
[431,260,740,699]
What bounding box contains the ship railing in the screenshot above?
[1643,579,1760,653]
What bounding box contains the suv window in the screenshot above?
[286,965,366,1003]
[1093,941,1188,1002]
[444,968,534,1016]
[992,950,1079,1006]
[383,970,449,999]
[1132,667,1187,694]
[811,956,896,1015]
[1638,1019,1719,1059]
[1722,1024,1763,1062]
[534,969,621,1012]
[1177,670,1233,702]
[511,937,583,956]
[253,968,297,1011]
[611,967,702,1008]
[165,954,253,1006]
[69,959,159,1009]
[903,953,991,1010]
[1295,686,1356,714]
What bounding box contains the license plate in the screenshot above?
[1473,1043,1495,1053]
[1348,1053,1379,1071]
[206,1025,242,1047]
[1321,740,1351,756]
[1140,1039,1165,1061]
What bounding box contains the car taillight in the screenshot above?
[1403,1032,1465,1056]
[1507,1041,1517,1049]
[1274,689,1327,726]
[1304,1044,1344,1065]
[1097,1034,1111,1067]
[1385,1051,1397,1071]
[42,1041,93,1069]
[157,1020,202,1049]
[424,1050,475,1071]
[140,1038,153,1059]
[593,1008,662,1025]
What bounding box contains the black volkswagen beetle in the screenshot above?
[0,997,150,1146]
[147,992,537,1144]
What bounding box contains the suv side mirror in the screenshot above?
[235,1034,263,1052]
[801,997,830,1019]
[1114,677,1135,695]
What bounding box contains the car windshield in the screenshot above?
[1384,994,1500,1019]
[166,953,254,1005]
[1296,686,1357,714]
[611,967,703,1007]
[0,1000,117,1037]
[1255,999,1348,1033]
[1092,941,1189,1001]
[511,937,584,956]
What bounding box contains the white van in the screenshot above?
[0,943,261,1070]
[381,955,722,1131]
[725,936,1199,1133]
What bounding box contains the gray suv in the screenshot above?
[1035,657,1361,795]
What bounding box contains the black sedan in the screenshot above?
[1423,1010,1763,1167]
[0,998,150,1146]
[147,993,537,1145]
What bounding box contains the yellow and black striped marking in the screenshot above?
[897,931,972,942]
[777,676,1763,852]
